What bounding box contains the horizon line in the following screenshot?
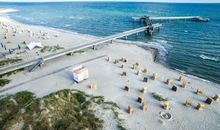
[0,1,220,4]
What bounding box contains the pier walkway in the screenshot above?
[133,16,210,22]
[0,23,161,75]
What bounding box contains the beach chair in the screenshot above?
[205,97,213,105]
[135,62,140,67]
[107,56,111,62]
[121,57,127,63]
[181,80,187,88]
[137,96,144,103]
[196,103,205,111]
[120,57,124,61]
[185,99,193,107]
[142,102,148,112]
[121,71,127,76]
[213,94,220,101]
[163,101,170,110]
[132,64,139,70]
[137,70,141,76]
[178,75,183,82]
[124,86,130,92]
[121,64,124,68]
[152,73,158,80]
[132,64,136,69]
[114,59,119,64]
[172,86,178,92]
[142,68,148,73]
[143,77,148,82]
[166,79,172,85]
[141,87,147,93]
[196,88,203,95]
[128,105,135,115]
[90,83,97,90]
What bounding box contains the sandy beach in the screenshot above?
[0,8,220,130]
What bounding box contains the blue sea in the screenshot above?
[0,2,220,84]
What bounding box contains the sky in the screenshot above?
[0,0,219,3]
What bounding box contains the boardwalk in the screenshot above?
[0,23,162,75]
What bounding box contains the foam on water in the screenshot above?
[64,24,71,27]
[69,16,86,20]
[115,39,169,63]
[200,54,219,62]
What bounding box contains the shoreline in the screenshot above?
[115,40,220,88]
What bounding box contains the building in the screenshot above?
[72,65,89,83]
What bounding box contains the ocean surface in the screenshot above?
[0,2,220,84]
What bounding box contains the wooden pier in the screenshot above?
[0,23,161,75]
[133,16,210,24]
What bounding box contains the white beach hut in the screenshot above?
[72,65,89,83]
[27,42,43,50]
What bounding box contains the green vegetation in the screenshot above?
[0,69,24,87]
[0,79,10,87]
[40,45,64,53]
[0,58,22,67]
[0,89,127,130]
[103,102,127,130]
[0,69,24,78]
[152,92,168,101]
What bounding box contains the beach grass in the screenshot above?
[0,79,10,87]
[0,58,22,67]
[0,69,24,78]
[152,92,168,101]
[0,89,127,130]
[40,45,64,53]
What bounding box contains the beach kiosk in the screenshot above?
[72,65,89,83]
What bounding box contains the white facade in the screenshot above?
[72,65,89,83]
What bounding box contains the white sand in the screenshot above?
[0,9,220,130]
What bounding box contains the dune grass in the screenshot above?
[40,45,64,53]
[0,58,22,67]
[152,92,168,101]
[0,89,105,130]
[0,79,10,87]
[0,69,24,87]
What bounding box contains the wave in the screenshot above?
[174,68,185,73]
[0,8,19,14]
[114,39,169,63]
[147,39,172,63]
[115,39,219,87]
[64,24,71,27]
[200,54,218,62]
[69,16,85,20]
[40,21,46,24]
[13,15,34,22]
